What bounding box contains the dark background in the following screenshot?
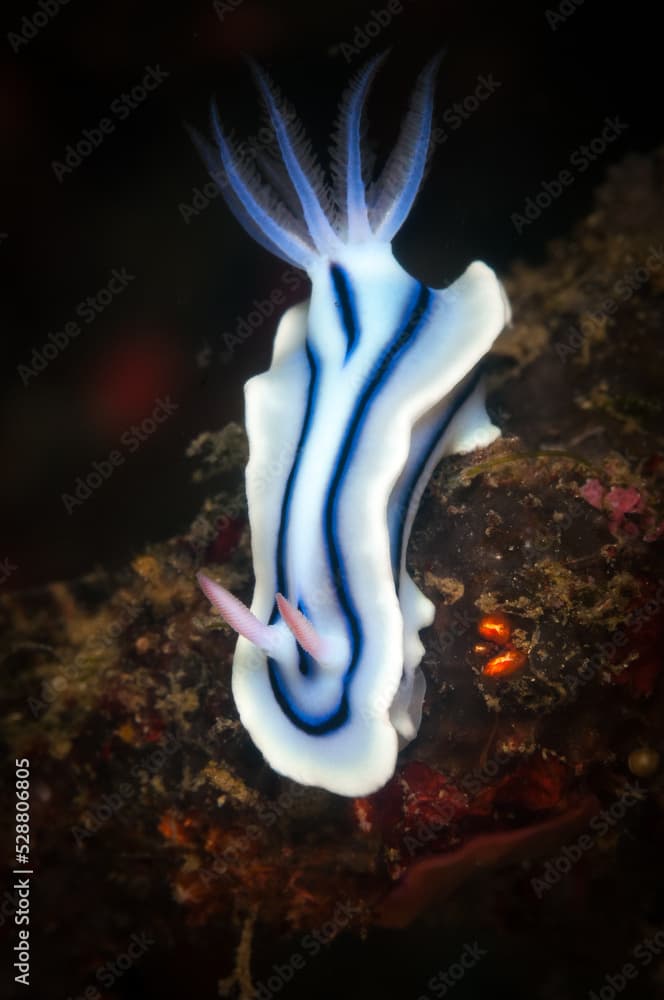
[1,2,663,999]
[1,0,660,592]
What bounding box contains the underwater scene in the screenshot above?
[2,0,664,997]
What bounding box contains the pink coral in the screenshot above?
[580,478,606,510]
[580,478,660,540]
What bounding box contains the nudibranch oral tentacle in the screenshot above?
[194,57,511,796]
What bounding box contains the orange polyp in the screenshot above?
[482,649,527,678]
[477,613,512,646]
[158,811,193,845]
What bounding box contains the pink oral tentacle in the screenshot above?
[197,572,276,651]
[275,592,327,661]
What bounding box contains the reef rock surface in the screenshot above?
[2,150,664,999]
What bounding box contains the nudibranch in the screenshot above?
[194,55,511,796]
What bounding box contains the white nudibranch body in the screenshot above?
[194,55,511,796]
